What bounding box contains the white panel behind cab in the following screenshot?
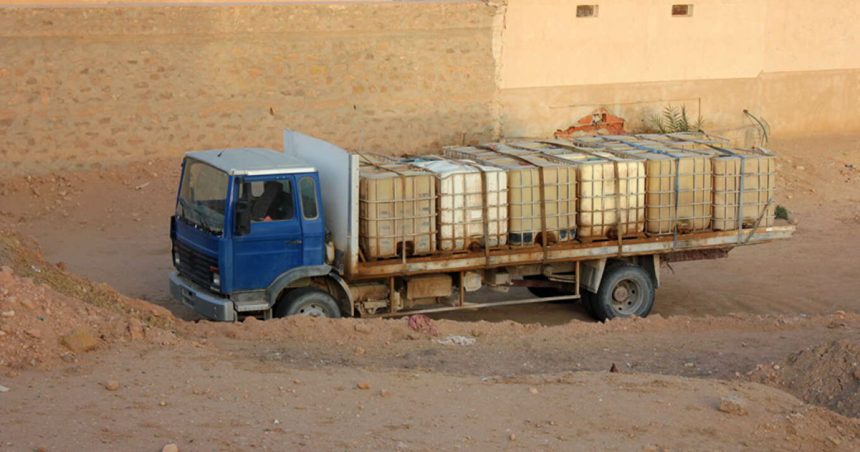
[283,130,359,276]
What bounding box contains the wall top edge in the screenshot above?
[0,0,480,9]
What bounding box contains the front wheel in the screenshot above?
[587,263,654,321]
[275,287,341,318]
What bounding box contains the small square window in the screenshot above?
[576,5,598,18]
[672,4,693,17]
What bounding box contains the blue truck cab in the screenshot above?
[169,148,346,321]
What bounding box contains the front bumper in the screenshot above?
[169,271,236,321]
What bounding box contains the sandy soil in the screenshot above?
[0,134,859,449]
[1,341,858,451]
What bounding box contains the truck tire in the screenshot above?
[588,263,654,321]
[275,287,341,318]
[580,289,597,318]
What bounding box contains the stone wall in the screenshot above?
[0,2,498,172]
[1,0,858,174]
[500,69,860,144]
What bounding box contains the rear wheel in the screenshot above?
[580,289,597,318]
[275,287,341,318]
[587,263,654,321]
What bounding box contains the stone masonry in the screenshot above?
[0,3,498,173]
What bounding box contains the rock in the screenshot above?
[60,327,100,353]
[353,323,372,334]
[610,363,619,373]
[104,380,120,391]
[434,335,476,346]
[853,369,860,380]
[25,329,41,339]
[356,382,371,390]
[528,387,539,395]
[0,384,9,393]
[718,395,748,416]
[508,433,517,441]
[162,443,179,452]
[354,346,366,356]
[1,310,14,318]
[128,319,144,341]
[379,389,392,397]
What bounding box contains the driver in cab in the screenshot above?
[251,181,294,222]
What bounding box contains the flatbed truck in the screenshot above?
[169,130,795,321]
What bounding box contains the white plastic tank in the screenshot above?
[409,157,508,251]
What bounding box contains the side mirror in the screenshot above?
[235,200,251,236]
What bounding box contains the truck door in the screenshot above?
[296,174,325,267]
[231,176,304,291]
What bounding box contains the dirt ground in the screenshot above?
[0,135,859,450]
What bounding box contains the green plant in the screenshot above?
[646,105,704,133]
[775,205,789,220]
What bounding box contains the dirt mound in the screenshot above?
[184,309,860,344]
[751,340,860,418]
[0,266,173,368]
[0,232,174,327]
[0,232,178,369]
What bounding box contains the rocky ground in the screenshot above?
[0,135,858,450]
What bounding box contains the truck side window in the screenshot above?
[245,180,295,222]
[298,176,319,220]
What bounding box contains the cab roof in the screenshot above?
[185,148,316,176]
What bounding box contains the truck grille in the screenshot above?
[173,241,218,290]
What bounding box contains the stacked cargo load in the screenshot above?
[358,156,436,260]
[443,144,577,246]
[709,148,776,230]
[570,136,713,235]
[408,157,508,251]
[511,141,646,241]
[655,133,776,231]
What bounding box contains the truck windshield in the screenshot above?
[176,159,229,235]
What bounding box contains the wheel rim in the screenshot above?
[297,302,328,317]
[610,278,644,315]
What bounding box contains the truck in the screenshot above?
[169,130,795,322]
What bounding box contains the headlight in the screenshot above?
[173,250,180,266]
[210,265,220,289]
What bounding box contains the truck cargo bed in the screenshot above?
[284,129,794,282]
[352,224,794,279]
